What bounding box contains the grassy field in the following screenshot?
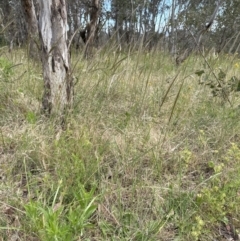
[1,46,240,240]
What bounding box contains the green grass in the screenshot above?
[1,47,240,241]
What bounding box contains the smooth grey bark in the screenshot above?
[38,0,73,116]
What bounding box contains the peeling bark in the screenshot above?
[38,0,73,116]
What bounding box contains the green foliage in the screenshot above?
[195,68,240,100]
[187,142,240,240]
[26,111,37,124]
[24,182,97,241]
[0,57,13,80]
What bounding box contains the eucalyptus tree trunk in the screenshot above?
[38,0,73,116]
[84,0,100,58]
[21,0,38,58]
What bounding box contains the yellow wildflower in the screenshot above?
[234,63,239,68]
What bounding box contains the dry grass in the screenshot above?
[1,47,240,240]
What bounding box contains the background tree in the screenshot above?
[3,0,240,60]
[0,0,27,49]
[84,0,100,57]
[20,0,38,58]
[214,0,240,53]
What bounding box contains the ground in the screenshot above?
[1,48,240,240]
